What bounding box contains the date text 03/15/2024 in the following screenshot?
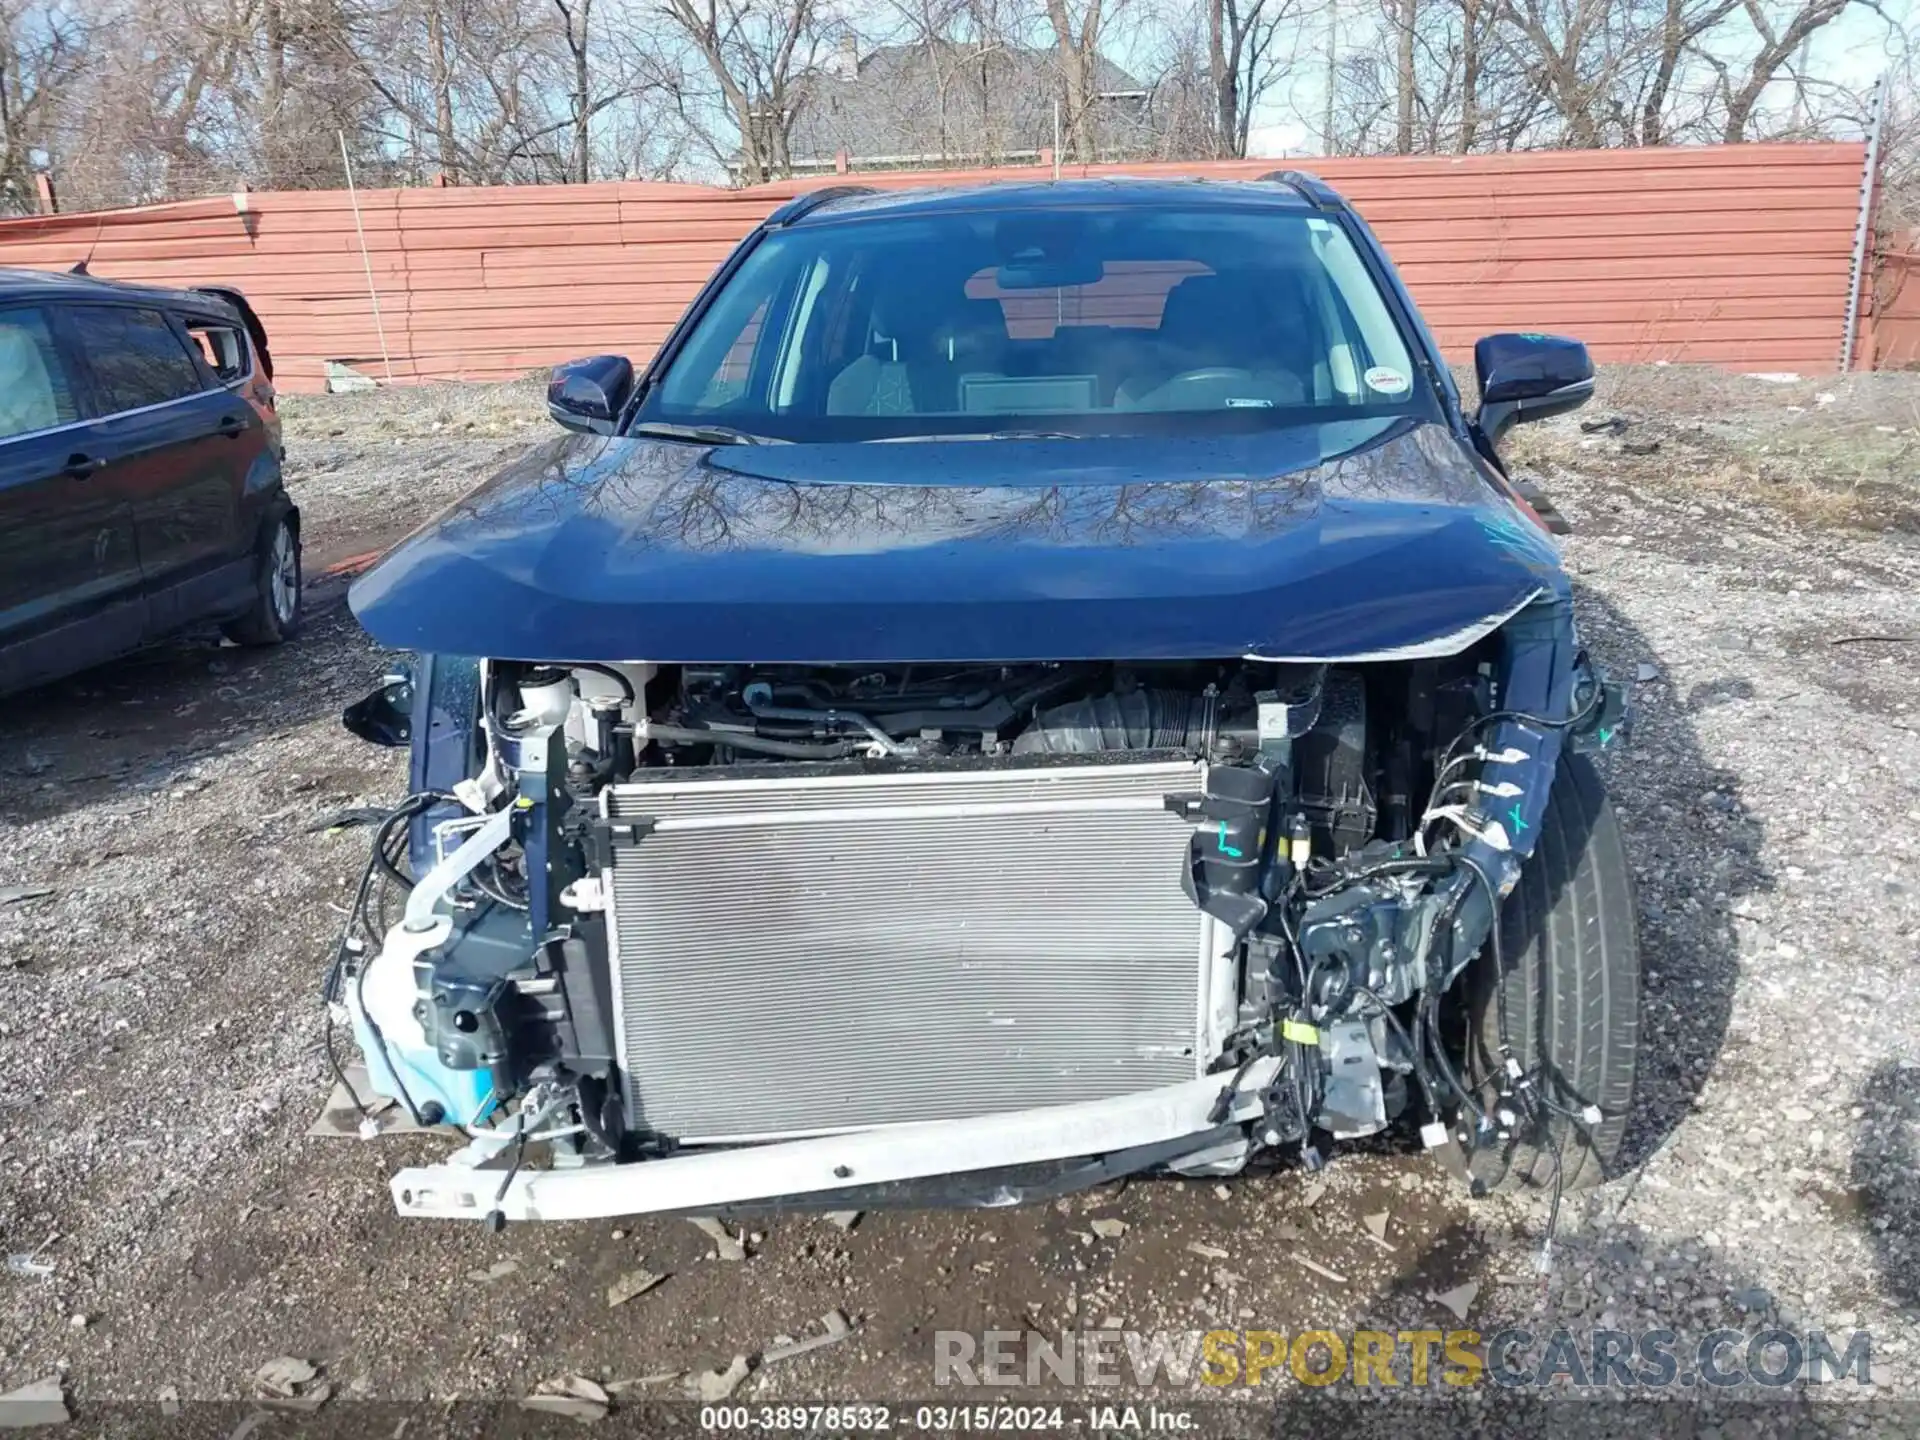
[696,1404,1192,1432]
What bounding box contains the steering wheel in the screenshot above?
[1163,367,1254,387]
[1129,367,1260,410]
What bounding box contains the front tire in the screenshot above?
[1465,753,1640,1194]
[224,511,302,647]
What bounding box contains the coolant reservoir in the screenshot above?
[509,670,575,730]
[568,663,657,752]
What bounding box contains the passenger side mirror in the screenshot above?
[343,672,413,747]
[1473,333,1594,446]
[547,355,634,435]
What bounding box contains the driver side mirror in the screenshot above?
[548,354,634,435]
[1473,333,1594,446]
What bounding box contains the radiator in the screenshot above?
[601,758,1219,1142]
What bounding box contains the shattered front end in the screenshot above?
[330,581,1627,1224]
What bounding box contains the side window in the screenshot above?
[67,306,208,415]
[0,307,79,440]
[184,321,249,383]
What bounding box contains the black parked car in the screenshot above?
[0,269,299,696]
[341,175,1636,1232]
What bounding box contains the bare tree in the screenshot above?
[552,0,594,180]
[1043,0,1105,159]
[1,0,1902,206]
[1394,0,1416,150]
[1719,0,1849,140]
[650,0,828,181]
[1203,0,1296,156]
[1638,0,1736,142]
[0,0,90,211]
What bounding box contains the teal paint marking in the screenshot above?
[1476,512,1557,569]
[1217,822,1244,859]
[1599,726,1615,747]
[1508,803,1529,835]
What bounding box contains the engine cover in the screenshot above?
[599,757,1222,1142]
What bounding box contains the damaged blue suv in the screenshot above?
[342,174,1636,1227]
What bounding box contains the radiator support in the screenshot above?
[600,756,1232,1143]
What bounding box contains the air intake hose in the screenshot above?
[1012,690,1222,754]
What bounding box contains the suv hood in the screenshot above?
[348,421,1564,664]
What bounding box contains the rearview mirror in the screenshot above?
[1473,332,1593,446]
[995,257,1104,290]
[548,354,634,435]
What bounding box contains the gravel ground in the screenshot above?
[0,371,1916,1433]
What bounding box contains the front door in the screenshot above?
[63,303,244,635]
[0,304,143,689]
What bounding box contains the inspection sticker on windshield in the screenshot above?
[1364,365,1410,395]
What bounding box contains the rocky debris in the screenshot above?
[606,1373,682,1394]
[689,1216,747,1261]
[1293,1256,1347,1286]
[686,1355,753,1402]
[1730,1285,1774,1315]
[259,1384,332,1414]
[252,1357,316,1398]
[763,1309,855,1363]
[0,1376,67,1428]
[1429,1282,1479,1321]
[1186,1241,1230,1261]
[825,1211,861,1231]
[157,1388,180,1417]
[520,1375,610,1424]
[1088,1218,1128,1239]
[606,1267,668,1308]
[466,1259,519,1283]
[252,1357,330,1413]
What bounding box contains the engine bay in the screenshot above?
[333,612,1626,1225]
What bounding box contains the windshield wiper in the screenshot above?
[874,429,1087,443]
[628,421,780,446]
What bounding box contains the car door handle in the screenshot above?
[63,452,107,478]
[216,415,246,438]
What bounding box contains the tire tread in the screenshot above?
[1470,753,1639,1194]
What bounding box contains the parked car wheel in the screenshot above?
[1465,753,1640,1194]
[224,512,301,646]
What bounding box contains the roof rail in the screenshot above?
[1256,169,1342,211]
[766,185,878,226]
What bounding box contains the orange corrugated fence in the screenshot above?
[1871,228,1919,369]
[0,143,1882,392]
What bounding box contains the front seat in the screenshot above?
[936,297,1010,413]
[1116,275,1307,410]
[0,322,60,436]
[828,292,944,416]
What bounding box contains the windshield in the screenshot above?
[635,203,1438,444]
